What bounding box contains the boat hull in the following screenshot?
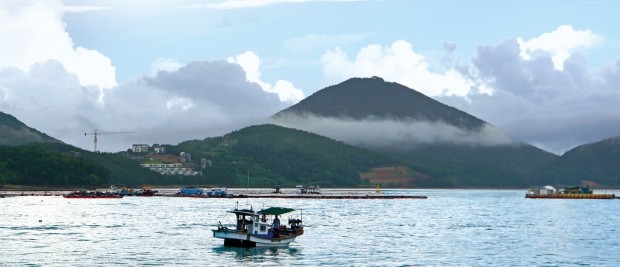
[212,230,298,247]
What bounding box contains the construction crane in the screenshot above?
[84,130,132,152]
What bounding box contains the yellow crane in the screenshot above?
[84,130,132,152]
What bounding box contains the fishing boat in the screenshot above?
[212,206,303,247]
[63,190,123,199]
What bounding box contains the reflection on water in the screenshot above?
[212,246,301,260]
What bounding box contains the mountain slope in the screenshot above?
[273,76,484,129]
[0,111,59,146]
[173,124,401,187]
[0,111,166,187]
[272,77,558,187]
[534,136,620,186]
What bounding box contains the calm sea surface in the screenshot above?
[2,189,619,266]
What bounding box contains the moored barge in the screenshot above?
[526,186,615,199]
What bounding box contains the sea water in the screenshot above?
[1,189,619,266]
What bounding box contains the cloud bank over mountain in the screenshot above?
[440,32,620,153]
[318,25,620,153]
[273,113,514,149]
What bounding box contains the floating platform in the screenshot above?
[526,194,616,199]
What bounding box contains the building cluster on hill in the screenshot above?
[129,144,202,176]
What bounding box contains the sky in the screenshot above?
[1,0,619,154]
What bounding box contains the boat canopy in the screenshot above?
[258,207,295,215]
[227,209,254,215]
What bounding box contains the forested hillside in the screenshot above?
[0,144,109,186]
[533,136,620,187]
[172,124,401,187]
[0,142,168,187]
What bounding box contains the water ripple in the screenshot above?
[1,190,619,266]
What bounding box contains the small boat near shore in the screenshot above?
[121,187,158,196]
[212,206,303,247]
[526,185,615,199]
[63,190,123,199]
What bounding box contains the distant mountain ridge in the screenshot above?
[273,76,484,130]
[3,79,619,187]
[271,76,559,187]
[0,111,59,146]
[534,136,620,186]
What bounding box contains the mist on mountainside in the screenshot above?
[271,112,515,150]
[0,111,60,146]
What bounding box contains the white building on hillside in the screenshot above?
[132,144,149,153]
[152,144,167,154]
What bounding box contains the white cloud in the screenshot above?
[0,1,307,152]
[0,60,104,148]
[320,40,474,97]
[228,51,305,103]
[0,2,304,152]
[517,25,602,71]
[150,58,184,74]
[438,26,620,154]
[166,97,194,111]
[0,59,291,152]
[0,0,116,89]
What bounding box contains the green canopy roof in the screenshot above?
[258,207,295,215]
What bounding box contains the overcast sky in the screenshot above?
[1,0,619,154]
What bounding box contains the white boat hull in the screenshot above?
[212,230,298,247]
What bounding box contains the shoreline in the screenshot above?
[4,186,620,191]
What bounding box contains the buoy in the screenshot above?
[376,184,381,193]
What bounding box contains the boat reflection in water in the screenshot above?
[211,246,301,259]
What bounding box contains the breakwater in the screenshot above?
[0,188,427,199]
